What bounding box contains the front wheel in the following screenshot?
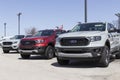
[45,46,55,59]
[20,54,30,59]
[57,57,69,65]
[3,50,9,53]
[116,53,120,59]
[99,46,110,67]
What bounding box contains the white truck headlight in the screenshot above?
[56,38,61,42]
[56,38,61,45]
[35,39,45,43]
[87,36,101,42]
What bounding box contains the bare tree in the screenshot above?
[25,27,37,35]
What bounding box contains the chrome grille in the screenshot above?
[60,37,89,46]
[3,42,12,45]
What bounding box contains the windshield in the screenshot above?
[12,35,24,39]
[25,35,33,38]
[56,30,66,36]
[71,23,106,32]
[34,30,54,37]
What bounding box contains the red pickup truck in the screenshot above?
[19,29,66,59]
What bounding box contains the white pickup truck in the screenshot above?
[55,22,120,67]
[1,35,25,53]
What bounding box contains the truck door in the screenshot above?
[108,23,119,51]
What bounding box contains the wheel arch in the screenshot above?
[105,40,110,50]
[48,42,55,47]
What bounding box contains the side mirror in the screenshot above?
[108,28,116,33]
[117,29,120,33]
[55,35,58,38]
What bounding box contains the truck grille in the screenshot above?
[60,37,89,46]
[20,40,35,46]
[20,47,35,50]
[3,42,12,45]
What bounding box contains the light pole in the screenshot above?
[84,0,87,23]
[115,13,120,29]
[4,23,7,37]
[17,12,22,35]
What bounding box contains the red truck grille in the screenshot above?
[20,40,35,46]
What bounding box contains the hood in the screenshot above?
[22,36,49,40]
[3,39,20,43]
[2,39,20,43]
[59,31,105,38]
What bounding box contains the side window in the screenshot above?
[111,24,116,30]
[108,23,116,33]
[107,23,111,31]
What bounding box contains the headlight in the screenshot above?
[87,36,101,42]
[13,41,18,44]
[35,39,45,43]
[56,38,61,43]
[56,38,61,45]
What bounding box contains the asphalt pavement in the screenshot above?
[0,48,120,80]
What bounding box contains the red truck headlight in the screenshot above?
[35,39,45,43]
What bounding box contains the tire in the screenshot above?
[16,49,19,53]
[99,46,110,67]
[20,54,30,59]
[3,50,9,53]
[57,57,69,65]
[116,53,120,59]
[45,46,55,59]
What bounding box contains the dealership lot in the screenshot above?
[0,48,120,80]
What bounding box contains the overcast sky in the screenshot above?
[0,0,120,37]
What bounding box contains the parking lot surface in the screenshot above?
[0,48,120,80]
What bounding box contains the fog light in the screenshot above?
[93,48,102,53]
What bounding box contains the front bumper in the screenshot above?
[19,47,46,55]
[2,45,18,50]
[55,47,104,59]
